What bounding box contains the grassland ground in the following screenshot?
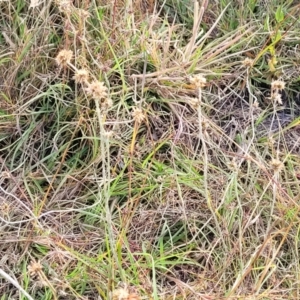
[0,0,300,299]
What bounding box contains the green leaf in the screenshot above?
[275,6,284,23]
[263,14,270,31]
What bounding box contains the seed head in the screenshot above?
[270,158,284,173]
[101,97,113,110]
[112,287,140,300]
[273,92,282,105]
[73,69,89,84]
[84,80,108,100]
[112,288,129,300]
[28,261,43,277]
[55,49,73,66]
[131,107,146,124]
[228,158,239,172]
[242,57,254,68]
[29,0,42,8]
[190,74,207,89]
[127,293,140,300]
[55,0,73,13]
[271,80,285,91]
[77,9,90,20]
[189,97,200,109]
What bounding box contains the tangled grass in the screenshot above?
[0,0,300,299]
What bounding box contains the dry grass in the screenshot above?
[0,0,300,299]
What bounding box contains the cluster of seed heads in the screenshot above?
[189,74,207,108]
[55,49,113,111]
[270,80,285,105]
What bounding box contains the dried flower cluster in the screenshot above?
[112,287,140,300]
[189,97,200,109]
[55,0,73,14]
[242,57,254,68]
[84,80,112,110]
[28,260,43,277]
[131,107,146,124]
[73,69,89,84]
[84,80,108,100]
[29,0,42,8]
[271,80,285,91]
[189,74,207,108]
[55,49,112,110]
[190,74,207,89]
[269,79,285,105]
[270,158,284,173]
[77,9,90,20]
[55,49,73,67]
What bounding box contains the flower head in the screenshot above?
[84,80,108,100]
[101,97,113,110]
[55,0,73,13]
[270,158,284,173]
[112,288,129,300]
[271,80,285,91]
[273,92,283,105]
[73,69,89,84]
[242,57,254,68]
[131,107,146,124]
[189,97,200,109]
[112,287,140,300]
[190,74,207,89]
[55,49,73,66]
[77,9,90,20]
[29,0,41,8]
[28,261,43,277]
